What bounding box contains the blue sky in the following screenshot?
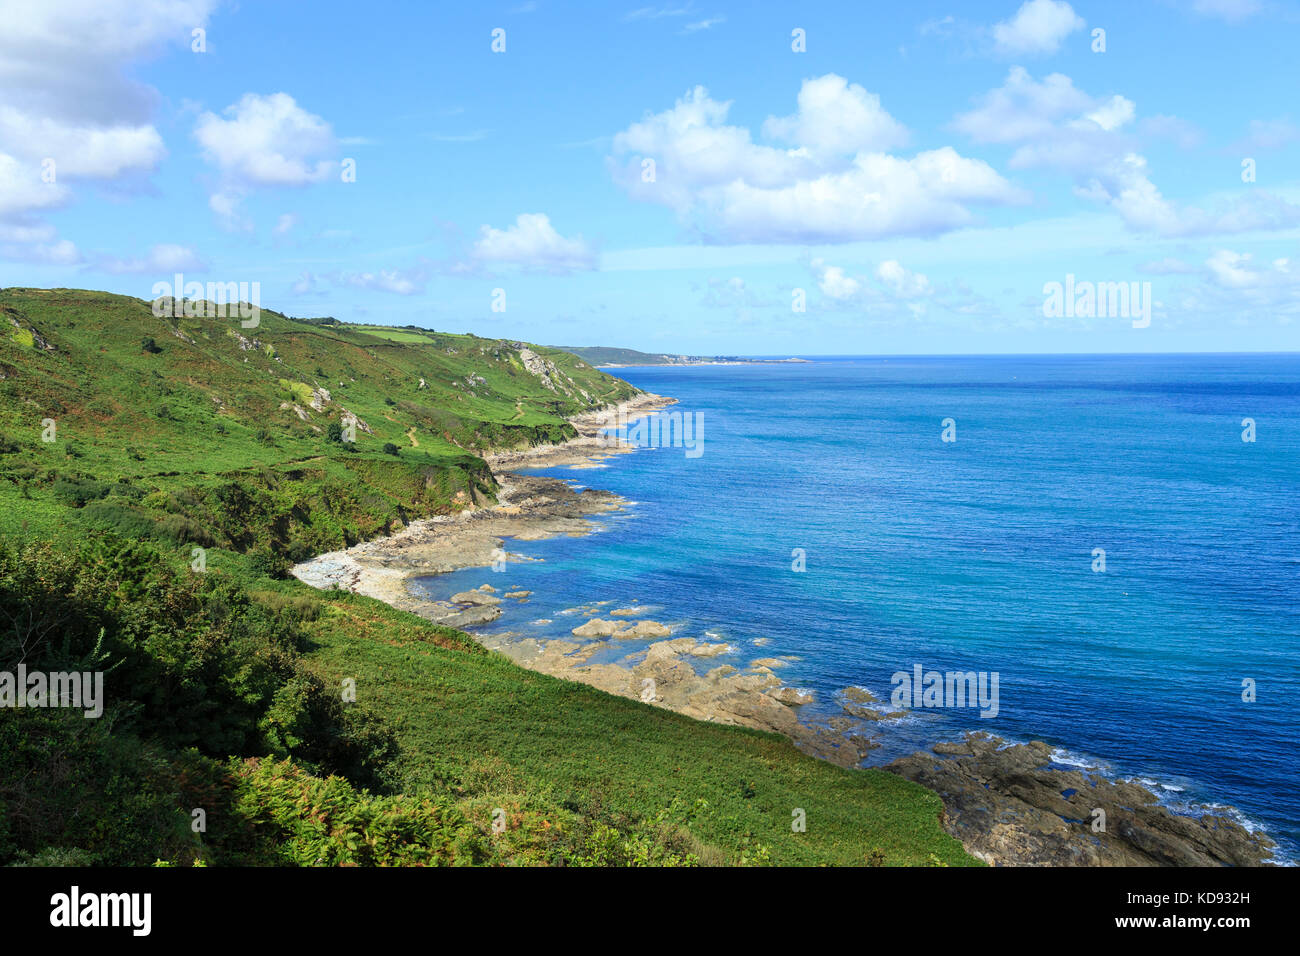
[2,0,1298,354]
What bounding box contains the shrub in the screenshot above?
[0,710,192,867]
[51,475,110,507]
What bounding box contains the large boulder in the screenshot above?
[451,590,501,606]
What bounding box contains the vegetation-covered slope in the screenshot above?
[0,288,972,867]
[0,288,636,553]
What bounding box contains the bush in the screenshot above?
[51,475,110,507]
[0,710,192,867]
[382,442,400,456]
[248,546,291,580]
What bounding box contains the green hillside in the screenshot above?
[0,288,636,549]
[0,288,972,867]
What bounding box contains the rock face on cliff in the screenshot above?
[508,344,598,404]
[886,733,1275,867]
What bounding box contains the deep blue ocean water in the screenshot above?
[415,355,1300,859]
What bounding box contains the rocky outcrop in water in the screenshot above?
[886,733,1276,866]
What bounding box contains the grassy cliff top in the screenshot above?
[0,287,637,478]
[0,288,971,868]
[0,288,639,542]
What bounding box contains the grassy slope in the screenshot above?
[0,288,636,549]
[300,588,970,865]
[0,288,973,866]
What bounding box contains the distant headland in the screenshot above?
[556,346,811,368]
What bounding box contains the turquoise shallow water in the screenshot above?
[414,355,1300,860]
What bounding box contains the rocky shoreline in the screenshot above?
[291,391,1278,868]
[888,732,1276,866]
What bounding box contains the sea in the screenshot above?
[412,354,1300,861]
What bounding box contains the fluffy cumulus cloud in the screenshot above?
[992,0,1085,56]
[470,213,596,272]
[0,0,214,259]
[609,76,1026,243]
[195,94,337,186]
[194,93,338,230]
[812,260,862,300]
[762,74,908,156]
[954,68,1300,237]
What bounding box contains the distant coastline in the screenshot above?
[596,358,810,368]
[558,344,810,368]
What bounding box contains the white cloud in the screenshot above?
[471,213,596,272]
[992,0,1085,56]
[194,93,337,230]
[807,258,940,317]
[195,93,337,187]
[291,272,323,295]
[955,68,1300,238]
[1082,95,1136,133]
[0,108,164,179]
[624,5,692,20]
[0,0,213,260]
[954,68,1109,151]
[0,153,68,223]
[0,0,211,130]
[1205,249,1259,287]
[273,213,299,238]
[340,269,426,295]
[1175,248,1300,323]
[1,238,80,265]
[209,191,252,234]
[681,16,725,34]
[876,259,933,298]
[763,74,908,156]
[95,243,206,274]
[811,259,861,300]
[611,79,1025,243]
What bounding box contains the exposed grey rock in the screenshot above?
[885,732,1276,867]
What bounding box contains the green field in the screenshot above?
[0,288,972,867]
